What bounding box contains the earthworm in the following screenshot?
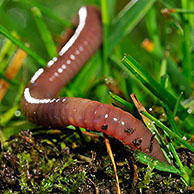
[21,6,167,163]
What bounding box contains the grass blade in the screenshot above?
[145,7,163,57]
[0,48,26,102]
[0,32,17,72]
[135,150,183,175]
[121,55,188,120]
[130,93,171,162]
[21,0,73,27]
[109,92,134,111]
[167,57,192,97]
[181,24,192,85]
[0,25,46,67]
[101,0,110,66]
[107,0,156,54]
[32,7,57,58]
[1,105,19,126]
[141,110,194,153]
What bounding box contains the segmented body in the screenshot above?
[21,6,167,163]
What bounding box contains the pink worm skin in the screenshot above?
[21,6,167,163]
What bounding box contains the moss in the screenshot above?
[0,129,192,193]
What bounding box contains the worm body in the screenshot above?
[21,6,167,163]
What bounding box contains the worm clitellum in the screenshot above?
[21,6,167,163]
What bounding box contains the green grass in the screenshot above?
[0,0,194,190]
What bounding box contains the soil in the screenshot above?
[0,128,193,193]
